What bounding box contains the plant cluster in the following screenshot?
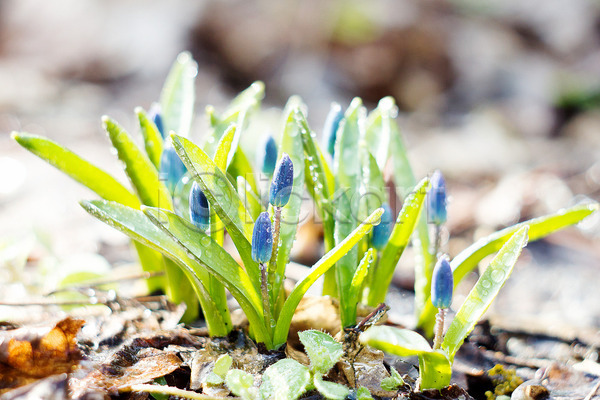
[12,52,598,394]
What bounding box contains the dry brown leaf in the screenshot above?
[0,317,83,393]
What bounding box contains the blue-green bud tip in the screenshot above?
[189,181,210,231]
[148,103,165,138]
[159,143,187,194]
[427,170,447,225]
[269,153,294,207]
[431,256,453,309]
[252,212,273,264]
[323,102,344,157]
[371,203,394,250]
[260,135,278,175]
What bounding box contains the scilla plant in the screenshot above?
[12,52,597,369]
[299,95,597,337]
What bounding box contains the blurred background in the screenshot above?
[1,0,600,332]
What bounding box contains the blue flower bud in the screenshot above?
[323,102,344,156]
[269,153,294,207]
[431,256,453,309]
[148,103,165,138]
[252,212,273,264]
[159,143,187,194]
[189,181,210,231]
[427,170,447,225]
[371,203,394,250]
[259,135,278,175]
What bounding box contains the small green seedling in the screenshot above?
[380,367,404,392]
[203,354,233,386]
[225,330,367,400]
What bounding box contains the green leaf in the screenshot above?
[380,367,404,391]
[80,200,229,335]
[356,387,374,400]
[334,98,366,328]
[314,376,350,400]
[213,354,233,378]
[12,132,139,208]
[212,124,237,247]
[227,146,258,195]
[226,369,258,400]
[367,177,429,305]
[295,109,336,294]
[171,134,260,293]
[237,176,262,220]
[102,116,173,210]
[205,82,264,158]
[259,359,311,400]
[443,226,529,360]
[348,249,374,317]
[417,202,598,332]
[359,325,451,390]
[160,51,197,137]
[418,350,452,390]
[360,149,386,219]
[364,97,394,170]
[298,330,343,375]
[135,107,164,168]
[359,325,433,356]
[142,207,271,347]
[273,207,384,348]
[271,97,306,311]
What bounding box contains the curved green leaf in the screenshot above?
[348,249,374,317]
[314,376,350,400]
[364,97,394,170]
[237,176,262,220]
[12,132,139,208]
[142,207,270,346]
[298,330,343,375]
[259,359,310,400]
[273,207,384,348]
[80,200,228,335]
[160,51,197,138]
[171,134,260,293]
[135,107,164,168]
[418,203,598,331]
[204,82,264,158]
[443,226,529,360]
[359,325,451,390]
[102,116,173,210]
[334,98,366,328]
[271,97,306,312]
[367,177,430,305]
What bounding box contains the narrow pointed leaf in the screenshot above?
[103,116,173,210]
[80,200,229,335]
[359,325,452,390]
[12,132,139,208]
[160,51,197,138]
[272,98,306,307]
[348,249,374,317]
[443,226,529,360]
[273,207,384,348]
[334,98,365,328]
[367,177,429,305]
[227,146,258,195]
[135,107,164,168]
[143,207,271,347]
[237,176,262,220]
[418,202,599,331]
[170,134,260,292]
[364,97,394,170]
[204,82,264,158]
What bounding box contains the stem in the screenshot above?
[260,262,273,336]
[433,307,446,349]
[269,206,283,273]
[432,223,441,259]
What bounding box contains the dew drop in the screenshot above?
[481,279,491,289]
[491,269,505,283]
[201,237,211,247]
